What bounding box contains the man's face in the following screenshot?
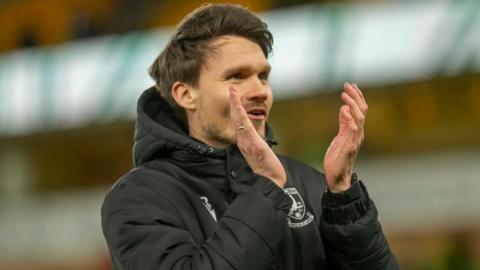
[188,35,273,148]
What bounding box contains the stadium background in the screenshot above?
[1,0,480,269]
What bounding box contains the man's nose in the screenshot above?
[245,77,268,102]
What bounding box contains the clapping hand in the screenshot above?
[323,83,368,193]
[229,86,287,188]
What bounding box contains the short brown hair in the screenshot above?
[148,3,273,112]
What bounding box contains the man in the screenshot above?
[101,3,399,269]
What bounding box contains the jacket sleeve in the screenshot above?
[101,175,291,270]
[320,178,400,270]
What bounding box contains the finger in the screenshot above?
[339,105,358,132]
[229,87,249,129]
[344,83,367,114]
[340,106,364,153]
[229,87,240,125]
[229,87,270,164]
[341,91,365,126]
[352,83,368,113]
[344,82,367,114]
[229,87,256,137]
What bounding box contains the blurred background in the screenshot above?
[0,0,479,269]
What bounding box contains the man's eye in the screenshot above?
[228,73,243,80]
[259,72,269,81]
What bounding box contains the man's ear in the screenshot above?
[171,81,197,110]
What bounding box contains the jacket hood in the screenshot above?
[133,87,276,166]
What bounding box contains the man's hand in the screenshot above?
[229,87,287,188]
[324,83,368,193]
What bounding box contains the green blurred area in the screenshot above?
[271,73,480,165]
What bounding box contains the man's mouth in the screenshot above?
[246,108,266,120]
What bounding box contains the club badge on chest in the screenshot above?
[284,187,314,228]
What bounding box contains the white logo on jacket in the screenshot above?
[284,187,314,228]
[200,196,217,222]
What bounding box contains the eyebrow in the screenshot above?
[220,63,271,78]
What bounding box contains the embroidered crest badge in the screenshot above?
[284,187,314,228]
[200,196,217,222]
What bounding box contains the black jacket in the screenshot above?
[101,87,399,270]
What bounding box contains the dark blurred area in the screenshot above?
[1,0,480,269]
[1,0,345,53]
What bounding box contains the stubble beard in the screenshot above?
[198,105,267,147]
[204,119,266,147]
[203,121,236,146]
